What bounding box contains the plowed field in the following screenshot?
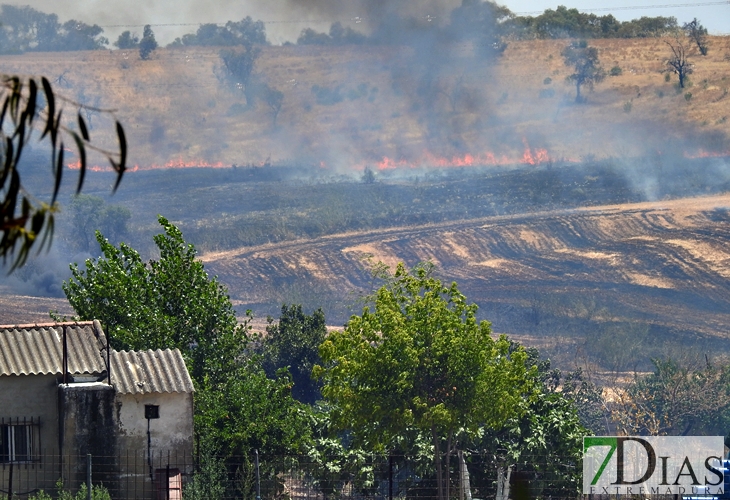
[198,193,730,368]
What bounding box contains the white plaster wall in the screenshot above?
[115,392,193,460]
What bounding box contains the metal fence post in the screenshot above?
[389,454,393,500]
[255,449,261,500]
[86,454,92,500]
[7,460,13,500]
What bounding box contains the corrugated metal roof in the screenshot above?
[0,320,107,376]
[110,349,194,394]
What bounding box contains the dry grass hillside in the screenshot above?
[0,37,727,169]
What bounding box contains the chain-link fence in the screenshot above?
[0,450,585,500]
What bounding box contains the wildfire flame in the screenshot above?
[686,149,730,159]
[359,140,551,171]
[66,142,727,174]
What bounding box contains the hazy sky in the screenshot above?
[4,0,729,45]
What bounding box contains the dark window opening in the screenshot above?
[0,419,39,463]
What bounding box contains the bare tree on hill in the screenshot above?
[665,36,693,88]
[683,18,708,56]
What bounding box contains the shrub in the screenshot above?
[623,100,632,113]
[226,103,247,116]
[311,84,344,105]
[543,77,552,84]
[664,72,671,82]
[610,65,622,76]
[539,88,555,98]
[28,480,111,500]
[684,92,693,101]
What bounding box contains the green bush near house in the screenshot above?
[28,479,111,500]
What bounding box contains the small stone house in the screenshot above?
[0,320,194,499]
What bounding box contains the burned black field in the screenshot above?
[5,155,730,372]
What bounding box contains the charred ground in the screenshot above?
[5,155,730,372]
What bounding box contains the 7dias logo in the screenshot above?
[583,436,725,495]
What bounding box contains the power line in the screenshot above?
[98,1,729,29]
[515,0,729,15]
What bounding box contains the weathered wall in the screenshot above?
[116,392,193,499]
[117,392,193,457]
[0,374,59,451]
[0,374,61,496]
[58,383,119,492]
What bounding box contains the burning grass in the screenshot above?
[0,37,727,170]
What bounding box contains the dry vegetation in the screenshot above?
[0,36,727,167]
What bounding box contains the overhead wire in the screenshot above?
[97,1,730,29]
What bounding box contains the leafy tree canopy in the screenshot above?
[62,215,312,462]
[139,25,158,60]
[612,357,730,436]
[315,262,536,500]
[56,20,108,51]
[174,17,267,48]
[0,7,109,53]
[468,344,594,499]
[114,30,139,49]
[262,304,326,404]
[562,40,605,102]
[62,215,244,383]
[69,194,130,253]
[196,363,312,457]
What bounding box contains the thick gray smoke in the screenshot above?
[3,0,459,44]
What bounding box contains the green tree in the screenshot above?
[617,16,678,38]
[328,22,367,45]
[296,28,332,45]
[63,215,243,382]
[196,363,312,457]
[139,25,158,60]
[114,30,139,49]
[263,304,326,404]
[0,5,60,53]
[178,17,267,47]
[56,20,108,50]
[612,357,730,436]
[562,39,605,102]
[314,262,536,500]
[69,194,104,252]
[69,195,131,253]
[0,75,127,270]
[467,345,592,499]
[63,217,312,469]
[220,46,261,105]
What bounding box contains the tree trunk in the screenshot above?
[458,450,472,500]
[496,465,512,500]
[575,81,582,102]
[433,425,444,500]
[445,430,453,500]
